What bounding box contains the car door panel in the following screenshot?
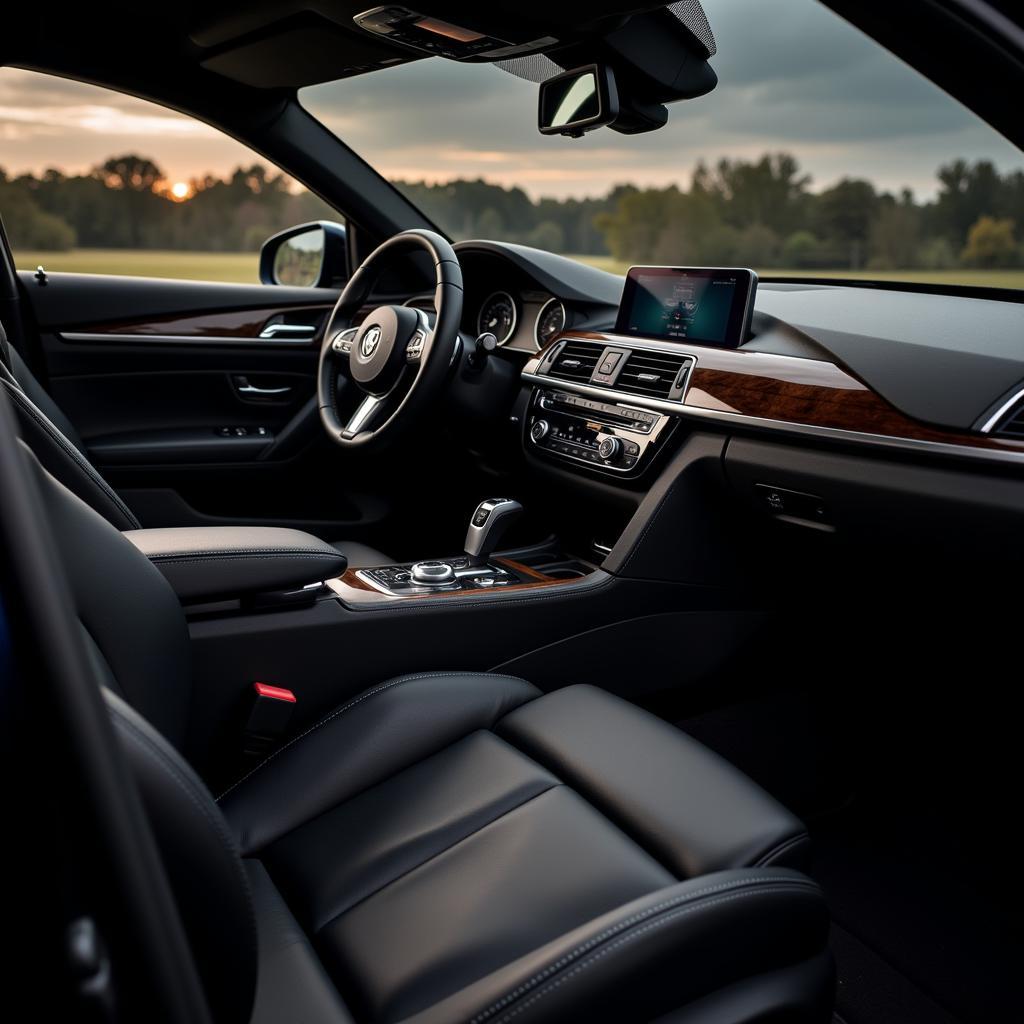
[14,270,394,536]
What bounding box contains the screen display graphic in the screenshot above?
[615,266,756,349]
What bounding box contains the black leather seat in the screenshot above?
[24,441,834,1023]
[0,322,389,565]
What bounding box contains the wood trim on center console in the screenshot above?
[530,330,1024,457]
[328,557,582,605]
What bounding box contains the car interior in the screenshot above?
[0,2,1021,1022]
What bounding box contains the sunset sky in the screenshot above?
[1,0,1021,200]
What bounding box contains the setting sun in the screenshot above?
[169,181,192,200]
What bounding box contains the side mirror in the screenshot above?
[538,65,619,138]
[259,221,348,288]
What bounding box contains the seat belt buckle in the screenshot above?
[243,682,296,758]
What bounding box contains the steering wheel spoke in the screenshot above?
[405,326,428,364]
[342,393,387,439]
[330,327,358,359]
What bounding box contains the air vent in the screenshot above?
[616,349,692,399]
[992,396,1024,439]
[547,340,601,384]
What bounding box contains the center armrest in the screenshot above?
[123,526,347,603]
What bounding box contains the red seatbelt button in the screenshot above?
[253,682,296,703]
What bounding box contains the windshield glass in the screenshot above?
[301,0,1024,290]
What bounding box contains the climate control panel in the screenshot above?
[526,388,671,475]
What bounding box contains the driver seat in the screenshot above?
[0,322,390,566]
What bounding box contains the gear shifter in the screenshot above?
[464,498,523,567]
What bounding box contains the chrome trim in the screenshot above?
[258,323,316,338]
[345,394,384,436]
[979,386,1024,433]
[477,290,518,346]
[534,297,566,352]
[522,369,1024,468]
[61,331,313,347]
[236,383,291,396]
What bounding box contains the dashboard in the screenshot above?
[405,241,623,354]
[399,239,1024,514]
[408,241,1024,537]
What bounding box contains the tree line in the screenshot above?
[2,151,1023,270]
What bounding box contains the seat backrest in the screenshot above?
[22,440,190,745]
[0,321,141,530]
[19,437,257,1023]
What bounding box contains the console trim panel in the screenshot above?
[523,330,1024,468]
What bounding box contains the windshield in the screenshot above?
[301,0,1024,291]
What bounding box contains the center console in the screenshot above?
[526,387,674,475]
[329,498,595,602]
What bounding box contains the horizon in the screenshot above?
[2,0,1022,202]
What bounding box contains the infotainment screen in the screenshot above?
[615,266,757,349]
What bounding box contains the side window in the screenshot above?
[0,68,340,283]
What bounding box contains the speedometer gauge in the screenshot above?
[477,291,517,345]
[535,297,567,349]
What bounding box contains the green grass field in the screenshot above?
[16,248,1024,291]
[17,249,260,284]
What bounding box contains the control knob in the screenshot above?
[410,560,456,585]
[598,436,624,463]
[530,419,550,443]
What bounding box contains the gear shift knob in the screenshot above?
[464,498,523,567]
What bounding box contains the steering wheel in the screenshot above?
[318,229,463,449]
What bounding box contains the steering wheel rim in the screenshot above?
[318,229,463,449]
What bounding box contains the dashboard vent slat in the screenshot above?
[616,349,692,399]
[547,340,602,383]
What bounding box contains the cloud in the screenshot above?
[301,0,1022,198]
[1,0,1021,200]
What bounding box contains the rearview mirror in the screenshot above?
[259,221,348,288]
[538,66,619,138]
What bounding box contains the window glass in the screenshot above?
[0,68,339,282]
[301,0,1024,290]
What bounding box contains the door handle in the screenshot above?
[238,383,291,395]
[258,323,316,339]
[233,375,292,398]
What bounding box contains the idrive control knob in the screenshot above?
[410,561,455,585]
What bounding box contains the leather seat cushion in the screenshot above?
[219,673,810,1023]
[330,539,391,567]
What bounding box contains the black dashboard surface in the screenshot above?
[459,242,1024,433]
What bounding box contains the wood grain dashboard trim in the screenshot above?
[524,330,1024,461]
[63,304,334,345]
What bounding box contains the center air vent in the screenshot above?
[546,340,602,383]
[615,349,693,400]
[990,394,1024,439]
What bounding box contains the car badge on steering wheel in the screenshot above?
[359,325,382,359]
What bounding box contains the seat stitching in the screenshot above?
[753,831,810,867]
[1,378,141,528]
[148,548,338,560]
[469,876,813,1024]
[314,784,563,931]
[216,670,530,802]
[484,882,819,1024]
